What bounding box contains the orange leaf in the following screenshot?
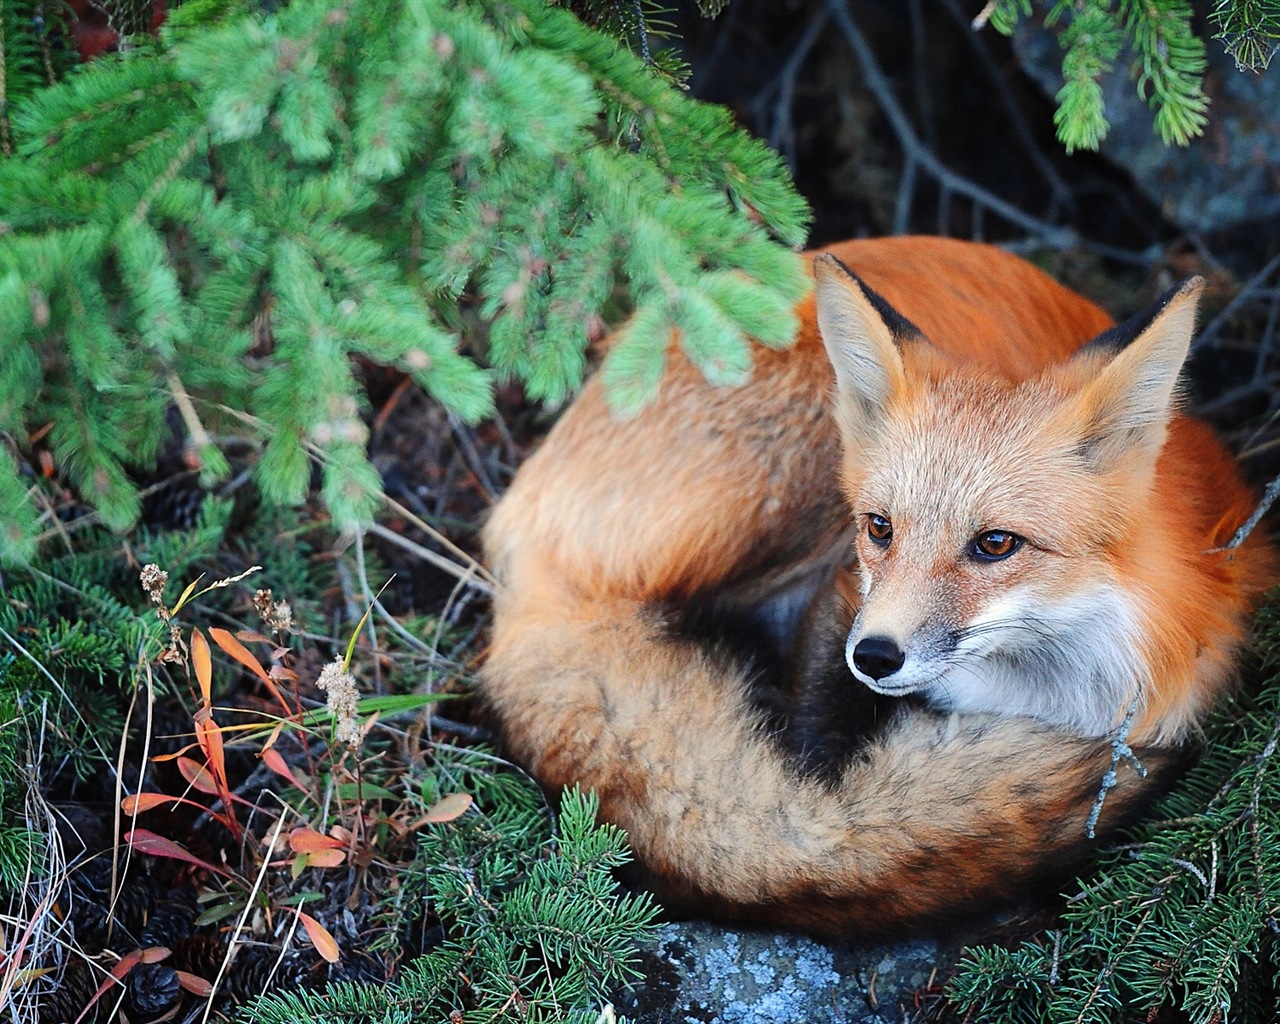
[122,792,234,824]
[139,947,172,965]
[193,715,240,841]
[261,722,284,754]
[176,756,219,796]
[191,628,212,706]
[304,849,346,869]
[235,630,272,645]
[175,971,214,997]
[209,627,271,683]
[121,792,175,814]
[297,911,340,963]
[423,793,473,823]
[193,714,227,786]
[289,827,345,854]
[210,626,294,715]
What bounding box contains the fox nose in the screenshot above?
[851,635,905,680]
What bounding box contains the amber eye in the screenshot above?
[972,530,1022,561]
[867,514,893,546]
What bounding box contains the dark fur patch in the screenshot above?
[664,596,791,678]
[824,255,925,343]
[778,590,909,781]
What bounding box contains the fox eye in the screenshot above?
[972,530,1022,561]
[866,514,893,546]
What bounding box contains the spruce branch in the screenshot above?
[952,599,1280,1022]
[0,0,809,558]
[981,0,1274,151]
[1211,0,1280,70]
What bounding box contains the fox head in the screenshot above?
[813,253,1205,739]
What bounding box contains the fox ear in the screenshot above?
[1073,277,1203,473]
[814,254,919,441]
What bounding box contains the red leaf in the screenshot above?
[235,630,273,645]
[72,948,169,1024]
[175,971,214,997]
[261,747,307,791]
[125,829,234,879]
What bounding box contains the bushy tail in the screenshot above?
[483,569,1182,938]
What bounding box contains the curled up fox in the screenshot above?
[480,237,1276,936]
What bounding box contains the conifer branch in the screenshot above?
[0,0,809,556]
[981,0,1276,151]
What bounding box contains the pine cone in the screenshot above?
[38,955,98,1024]
[226,946,308,1002]
[139,890,198,949]
[169,931,228,981]
[121,962,181,1024]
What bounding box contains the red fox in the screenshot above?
[480,236,1275,936]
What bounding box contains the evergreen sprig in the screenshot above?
[949,594,1280,1023]
[1211,0,1280,70]
[1050,0,1124,152]
[0,0,71,155]
[243,782,658,1024]
[0,0,810,563]
[986,0,1269,152]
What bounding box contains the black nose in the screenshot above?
[852,636,905,680]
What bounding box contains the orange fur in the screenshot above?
[480,236,1275,936]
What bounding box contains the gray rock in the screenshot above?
[1012,25,1280,233]
[614,921,942,1024]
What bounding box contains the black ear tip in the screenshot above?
[813,252,862,286]
[1079,277,1205,357]
[813,251,924,343]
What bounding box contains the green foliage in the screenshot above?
[1,2,46,121]
[1051,1,1125,153]
[1,0,74,148]
[561,0,691,84]
[1211,0,1280,71]
[0,493,331,910]
[243,770,658,1024]
[0,663,45,891]
[986,0,1275,152]
[949,593,1280,1023]
[0,0,810,559]
[0,499,237,787]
